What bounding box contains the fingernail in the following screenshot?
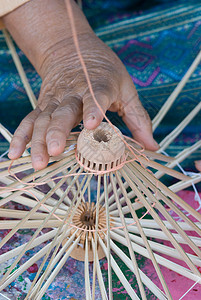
[86,115,96,122]
[48,141,59,150]
[154,140,159,148]
[8,147,15,155]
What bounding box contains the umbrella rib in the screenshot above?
[85,234,92,300]
[121,166,200,276]
[99,236,140,300]
[104,174,113,300]
[110,172,147,300]
[116,171,172,299]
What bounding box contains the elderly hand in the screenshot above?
[4,0,158,170]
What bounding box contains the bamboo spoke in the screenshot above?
[104,174,113,300]
[91,237,108,300]
[110,172,147,299]
[152,49,201,130]
[121,166,200,276]
[158,101,201,152]
[115,171,172,299]
[99,237,140,300]
[109,237,168,300]
[85,235,92,300]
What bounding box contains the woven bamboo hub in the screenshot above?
[68,202,109,262]
[77,122,126,171]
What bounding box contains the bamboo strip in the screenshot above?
[99,237,140,300]
[121,167,200,276]
[110,231,201,285]
[126,141,174,162]
[115,171,172,299]
[155,140,201,179]
[0,157,76,208]
[115,218,201,230]
[0,175,68,251]
[110,202,144,217]
[0,155,75,203]
[91,237,108,300]
[158,101,201,152]
[129,160,201,225]
[0,241,53,290]
[113,221,201,247]
[0,175,71,285]
[3,29,37,109]
[27,171,90,297]
[0,220,62,229]
[127,162,201,237]
[35,236,81,300]
[109,238,168,300]
[127,155,189,182]
[0,208,58,220]
[124,163,201,261]
[152,49,201,130]
[0,124,29,156]
[92,175,101,300]
[0,229,57,264]
[114,228,201,266]
[169,174,201,193]
[104,174,113,300]
[110,172,147,299]
[28,229,79,299]
[2,228,71,291]
[1,164,80,287]
[85,235,92,300]
[0,155,32,169]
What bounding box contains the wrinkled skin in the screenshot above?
[4,0,200,171]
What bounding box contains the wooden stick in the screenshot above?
[152,49,201,130]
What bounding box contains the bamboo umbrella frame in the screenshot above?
[0,25,201,300]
